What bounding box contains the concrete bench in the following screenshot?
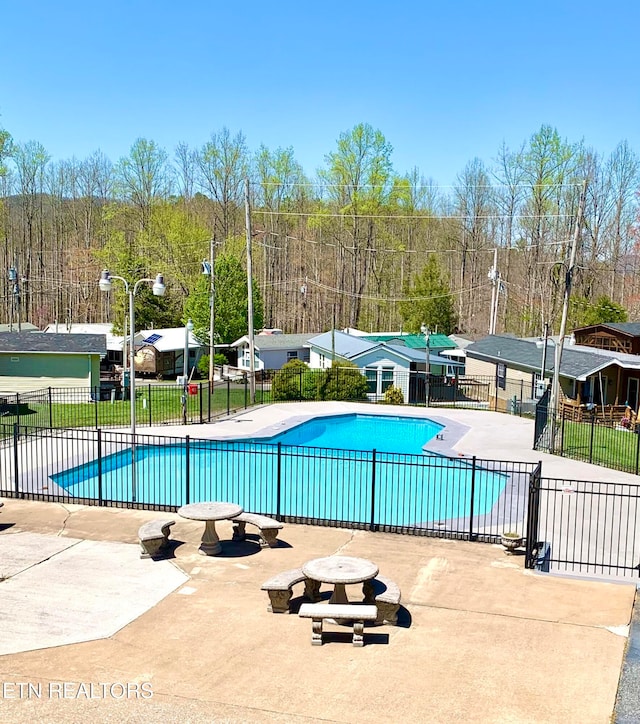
[371,575,401,625]
[298,603,378,647]
[138,519,175,559]
[232,512,283,548]
[261,568,321,613]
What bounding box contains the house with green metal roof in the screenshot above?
[359,332,455,352]
[307,330,462,403]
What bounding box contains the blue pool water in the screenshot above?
[252,413,444,454]
[51,413,507,527]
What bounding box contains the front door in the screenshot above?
[627,377,640,412]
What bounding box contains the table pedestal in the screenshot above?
[199,520,222,556]
[329,583,349,605]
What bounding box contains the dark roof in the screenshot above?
[573,322,640,337]
[0,332,106,355]
[465,335,619,380]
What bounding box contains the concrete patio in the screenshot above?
[1,404,639,722]
[0,497,635,723]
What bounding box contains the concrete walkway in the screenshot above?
[0,496,636,723]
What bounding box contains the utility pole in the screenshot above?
[208,237,216,390]
[245,178,256,404]
[488,249,499,334]
[550,180,587,452]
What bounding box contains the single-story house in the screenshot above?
[132,328,203,379]
[233,333,314,372]
[307,330,462,402]
[571,322,640,355]
[44,324,206,380]
[465,334,640,412]
[0,332,106,393]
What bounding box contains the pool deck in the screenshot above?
[0,403,638,722]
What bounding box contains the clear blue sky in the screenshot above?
[2,1,639,186]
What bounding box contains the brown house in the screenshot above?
[572,323,640,355]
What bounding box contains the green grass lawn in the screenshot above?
[561,420,640,474]
[1,385,271,431]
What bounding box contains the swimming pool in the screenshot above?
[51,413,508,528]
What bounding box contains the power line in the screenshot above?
[256,209,575,221]
[260,276,493,303]
[252,180,586,191]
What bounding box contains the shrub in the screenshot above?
[272,359,318,401]
[317,360,369,401]
[197,353,227,377]
[383,385,404,405]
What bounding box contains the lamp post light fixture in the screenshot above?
[535,322,553,396]
[99,269,166,502]
[421,324,431,407]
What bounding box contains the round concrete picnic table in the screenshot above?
[178,501,243,555]
[302,556,379,605]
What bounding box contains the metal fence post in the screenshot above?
[469,455,477,540]
[370,449,377,531]
[519,380,523,417]
[94,389,99,429]
[185,435,190,505]
[97,429,103,505]
[13,422,19,496]
[48,387,53,428]
[524,462,542,569]
[635,429,640,476]
[276,442,282,519]
[148,384,152,426]
[589,411,595,464]
[16,392,21,428]
[199,382,203,424]
[226,378,230,416]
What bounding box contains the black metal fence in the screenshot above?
[526,473,640,578]
[0,379,263,431]
[0,424,536,542]
[0,371,539,432]
[534,401,640,476]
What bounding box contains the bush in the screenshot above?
[383,385,404,405]
[197,353,227,377]
[272,359,318,401]
[317,360,369,401]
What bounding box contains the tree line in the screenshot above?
[0,121,638,348]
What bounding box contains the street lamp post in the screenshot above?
[99,269,166,502]
[421,324,431,407]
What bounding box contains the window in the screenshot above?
[381,367,394,392]
[319,354,326,367]
[301,350,310,363]
[497,363,506,390]
[287,351,298,361]
[365,368,377,394]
